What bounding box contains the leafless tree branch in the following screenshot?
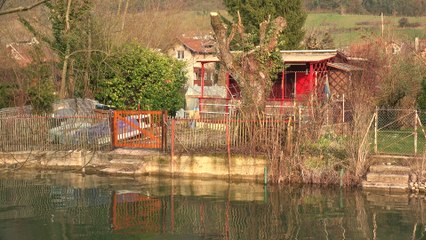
[0,0,48,16]
[0,0,6,10]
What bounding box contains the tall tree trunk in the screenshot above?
[84,14,92,97]
[210,12,286,117]
[59,0,72,99]
[117,0,123,16]
[121,0,130,32]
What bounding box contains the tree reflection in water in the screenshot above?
[0,173,424,239]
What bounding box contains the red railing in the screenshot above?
[113,110,166,149]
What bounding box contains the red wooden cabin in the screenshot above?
[195,50,350,114]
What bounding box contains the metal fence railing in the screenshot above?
[2,107,424,157]
[168,113,297,154]
[0,114,113,152]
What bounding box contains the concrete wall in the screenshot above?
[142,154,267,182]
[0,151,109,170]
[0,150,267,183]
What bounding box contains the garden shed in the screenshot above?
[193,50,361,114]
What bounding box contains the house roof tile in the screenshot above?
[178,36,216,54]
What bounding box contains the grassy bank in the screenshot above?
[305,13,426,47]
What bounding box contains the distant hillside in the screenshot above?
[182,0,225,11]
[303,0,426,16]
[2,1,424,51]
[305,13,426,48]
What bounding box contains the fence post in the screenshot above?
[225,114,231,179]
[162,111,168,152]
[374,107,378,154]
[415,109,418,155]
[342,94,345,123]
[171,118,175,176]
[113,111,118,148]
[297,106,302,138]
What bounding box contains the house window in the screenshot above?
[177,50,184,60]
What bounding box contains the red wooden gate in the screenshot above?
[113,110,166,149]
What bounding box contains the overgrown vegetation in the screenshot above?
[224,0,306,49]
[96,44,186,114]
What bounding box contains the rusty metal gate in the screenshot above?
[113,110,166,149]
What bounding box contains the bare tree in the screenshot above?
[210,12,286,117]
[59,0,72,98]
[0,0,47,16]
[0,0,6,10]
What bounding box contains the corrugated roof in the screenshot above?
[281,50,337,63]
[327,62,363,72]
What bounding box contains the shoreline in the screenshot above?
[0,149,419,192]
[0,149,267,183]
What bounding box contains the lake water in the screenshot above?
[0,172,424,240]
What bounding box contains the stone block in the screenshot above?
[366,173,409,185]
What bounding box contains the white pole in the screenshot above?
[415,110,418,155]
[374,107,378,154]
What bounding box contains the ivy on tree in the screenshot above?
[223,0,306,49]
[96,44,186,115]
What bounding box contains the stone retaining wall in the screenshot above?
[0,150,267,182]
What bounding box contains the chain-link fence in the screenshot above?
[374,109,426,155]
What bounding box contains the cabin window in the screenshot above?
[177,50,185,60]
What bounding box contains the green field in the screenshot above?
[181,11,426,48]
[305,13,426,47]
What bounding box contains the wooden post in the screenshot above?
[374,107,378,154]
[415,110,418,155]
[381,12,384,37]
[226,72,230,115]
[342,94,345,123]
[298,106,302,137]
[415,37,420,52]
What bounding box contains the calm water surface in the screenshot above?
[0,172,424,240]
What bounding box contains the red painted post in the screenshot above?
[200,62,205,112]
[171,119,175,176]
[113,111,118,148]
[225,189,230,240]
[226,72,230,114]
[309,63,314,92]
[162,111,167,152]
[226,115,231,178]
[170,179,175,233]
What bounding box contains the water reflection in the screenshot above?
[0,172,425,240]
